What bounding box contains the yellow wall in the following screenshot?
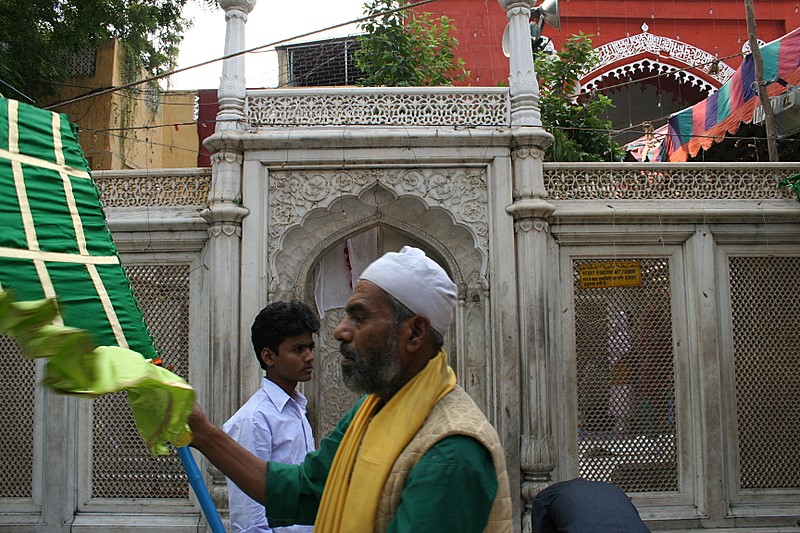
[159,91,200,168]
[43,39,201,170]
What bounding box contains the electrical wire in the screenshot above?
[43,0,440,111]
[35,0,795,163]
[0,78,35,104]
[83,126,209,158]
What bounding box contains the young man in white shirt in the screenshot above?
[224,301,320,532]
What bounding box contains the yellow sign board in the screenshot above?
[579,261,642,289]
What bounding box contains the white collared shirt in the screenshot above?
[223,377,315,532]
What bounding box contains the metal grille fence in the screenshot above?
[283,37,364,87]
[573,257,678,492]
[91,264,191,499]
[730,256,800,490]
[0,335,35,498]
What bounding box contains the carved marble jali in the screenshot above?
[93,169,211,207]
[544,163,798,200]
[246,88,509,128]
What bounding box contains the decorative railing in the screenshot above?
[544,162,799,200]
[91,163,799,207]
[93,168,211,208]
[246,87,510,128]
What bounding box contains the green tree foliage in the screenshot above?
[355,0,468,86]
[0,0,192,104]
[536,33,625,162]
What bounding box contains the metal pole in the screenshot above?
[178,446,226,533]
[744,0,780,162]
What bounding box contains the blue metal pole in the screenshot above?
[178,446,226,533]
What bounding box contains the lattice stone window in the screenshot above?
[91,264,191,499]
[144,83,161,114]
[573,257,678,493]
[729,256,800,490]
[0,335,35,499]
[64,48,97,77]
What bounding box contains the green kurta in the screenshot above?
[266,396,499,532]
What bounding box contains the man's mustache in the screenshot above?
[340,342,357,359]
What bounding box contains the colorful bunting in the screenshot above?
[664,27,800,162]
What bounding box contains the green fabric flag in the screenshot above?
[0,96,194,455]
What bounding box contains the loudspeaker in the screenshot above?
[501,0,562,58]
[533,0,561,31]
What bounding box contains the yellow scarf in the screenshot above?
[315,350,456,533]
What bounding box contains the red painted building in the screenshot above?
[419,0,800,142]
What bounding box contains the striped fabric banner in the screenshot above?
[0,97,193,455]
[665,27,800,162]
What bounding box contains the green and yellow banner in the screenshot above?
[0,97,193,455]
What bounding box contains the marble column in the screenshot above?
[499,1,557,530]
[505,133,557,532]
[198,0,254,516]
[217,0,255,133]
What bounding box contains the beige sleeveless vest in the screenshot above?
[374,386,513,532]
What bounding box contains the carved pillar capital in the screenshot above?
[520,434,557,532]
[520,434,557,481]
[512,217,550,234]
[201,212,248,239]
[210,150,243,166]
[218,0,256,12]
[206,208,245,226]
[498,0,537,12]
[201,150,249,238]
[506,127,554,222]
[205,133,245,213]
[507,199,555,223]
[511,146,546,161]
[510,126,553,153]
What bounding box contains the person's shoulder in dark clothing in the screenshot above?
[532,478,650,533]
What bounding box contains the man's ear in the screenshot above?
[404,315,430,353]
[260,347,276,367]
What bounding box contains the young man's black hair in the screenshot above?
[251,301,320,372]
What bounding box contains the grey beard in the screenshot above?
[339,336,406,399]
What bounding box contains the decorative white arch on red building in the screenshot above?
[580,24,735,95]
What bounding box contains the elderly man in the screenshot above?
[189,246,512,532]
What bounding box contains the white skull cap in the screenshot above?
[359,246,456,336]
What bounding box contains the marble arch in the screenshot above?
[265,166,496,435]
[289,211,472,304]
[267,166,491,303]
